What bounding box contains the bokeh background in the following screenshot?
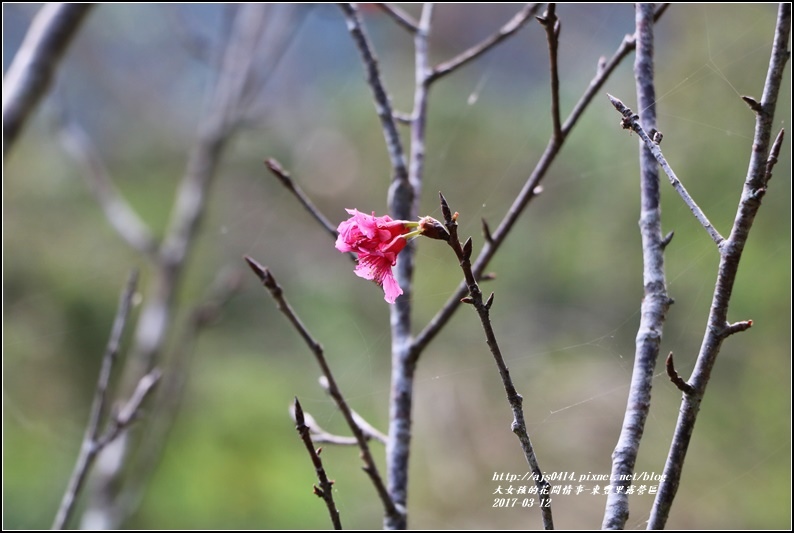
[3,4,790,530]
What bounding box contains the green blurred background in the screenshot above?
[3,4,790,529]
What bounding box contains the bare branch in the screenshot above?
[318,376,389,445]
[263,159,359,264]
[96,369,162,450]
[81,7,271,528]
[244,256,401,523]
[429,4,540,82]
[608,94,725,246]
[410,7,671,364]
[648,4,791,527]
[239,5,311,114]
[158,4,267,274]
[382,6,437,526]
[114,3,267,381]
[3,3,93,154]
[563,4,666,134]
[338,4,424,527]
[189,268,245,329]
[603,6,671,528]
[101,267,242,529]
[53,271,138,529]
[408,3,433,215]
[351,411,389,446]
[337,3,411,199]
[721,319,754,338]
[289,404,358,446]
[537,4,562,143]
[665,352,694,395]
[293,398,343,530]
[438,194,553,530]
[287,379,389,446]
[56,115,158,257]
[264,158,340,242]
[376,3,419,33]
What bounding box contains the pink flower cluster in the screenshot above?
[335,209,413,304]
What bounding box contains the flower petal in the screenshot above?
[336,209,411,304]
[381,271,403,304]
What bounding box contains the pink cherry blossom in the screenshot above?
[336,209,413,303]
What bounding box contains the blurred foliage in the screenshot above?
[3,4,790,530]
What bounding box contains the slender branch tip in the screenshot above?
[244,255,267,281]
[723,320,753,337]
[294,397,305,425]
[741,95,763,114]
[264,157,285,174]
[764,129,785,185]
[665,352,695,395]
[661,230,675,249]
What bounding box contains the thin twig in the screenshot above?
[263,159,356,264]
[337,3,411,199]
[408,3,433,216]
[239,5,310,113]
[96,369,162,450]
[409,5,670,367]
[327,7,665,529]
[56,113,158,257]
[115,4,267,389]
[264,158,339,241]
[245,256,401,523]
[3,3,93,154]
[563,4,667,134]
[288,380,389,446]
[438,193,554,530]
[763,128,785,187]
[648,4,790,528]
[665,353,694,395]
[376,3,419,33]
[351,410,389,446]
[81,7,270,528]
[108,266,243,526]
[318,376,389,445]
[188,268,245,329]
[294,398,343,530]
[537,4,562,143]
[67,368,161,529]
[607,94,725,246]
[289,404,357,446]
[723,319,754,337]
[603,6,671,527]
[53,271,139,529]
[428,4,540,83]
